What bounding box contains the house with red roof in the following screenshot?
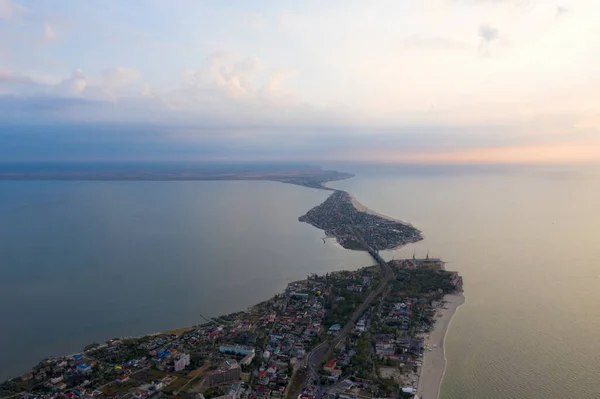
[323,360,336,372]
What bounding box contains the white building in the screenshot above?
[174,353,191,372]
[51,375,64,384]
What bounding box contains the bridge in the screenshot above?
[287,231,394,399]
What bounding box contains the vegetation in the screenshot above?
[344,333,372,378]
[204,387,225,398]
[392,268,455,298]
[84,342,101,351]
[284,368,308,399]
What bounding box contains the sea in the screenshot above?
[2,166,600,398]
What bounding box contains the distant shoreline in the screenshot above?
[0,165,354,191]
[1,171,463,399]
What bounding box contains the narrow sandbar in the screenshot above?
[416,293,465,399]
[348,192,415,226]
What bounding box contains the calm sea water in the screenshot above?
[0,180,372,380]
[332,167,600,399]
[3,169,600,398]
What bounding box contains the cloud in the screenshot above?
[191,54,264,99]
[0,56,308,127]
[101,67,140,98]
[478,24,500,56]
[43,22,57,41]
[0,0,14,20]
[239,11,268,32]
[141,83,152,97]
[171,53,301,115]
[457,0,537,9]
[556,6,569,18]
[0,96,100,127]
[0,69,34,84]
[478,24,499,42]
[1,68,138,101]
[102,67,140,89]
[403,35,470,51]
[0,95,94,113]
[55,69,87,96]
[0,69,46,95]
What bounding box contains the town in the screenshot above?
[0,256,462,399]
[298,190,422,251]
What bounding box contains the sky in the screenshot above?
[1,0,599,164]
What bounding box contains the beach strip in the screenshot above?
[348,192,414,226]
[416,293,465,399]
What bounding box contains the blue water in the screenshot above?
[0,180,371,380]
[331,167,600,399]
[4,168,600,399]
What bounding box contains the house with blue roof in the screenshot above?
[77,363,92,374]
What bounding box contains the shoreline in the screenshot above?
[416,292,465,399]
[347,192,415,227]
[1,176,463,399]
[299,188,422,252]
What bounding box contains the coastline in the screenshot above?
[347,192,416,227]
[1,175,463,399]
[416,292,465,399]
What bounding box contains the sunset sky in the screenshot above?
[1,0,599,164]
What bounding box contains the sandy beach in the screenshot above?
[348,192,415,226]
[416,293,465,399]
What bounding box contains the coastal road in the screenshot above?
[286,230,394,399]
[306,237,393,381]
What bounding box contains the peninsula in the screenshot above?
[0,163,352,189]
[299,190,422,251]
[1,260,463,399]
[0,167,463,399]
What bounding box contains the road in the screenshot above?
[302,236,393,394]
[284,223,394,399]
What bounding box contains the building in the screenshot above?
[77,363,92,374]
[240,352,255,365]
[355,319,366,332]
[174,353,190,372]
[412,253,444,269]
[328,324,341,333]
[227,382,242,399]
[304,324,320,336]
[219,345,255,356]
[205,361,241,387]
[323,360,336,373]
[289,292,309,299]
[409,338,424,354]
[51,375,64,384]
